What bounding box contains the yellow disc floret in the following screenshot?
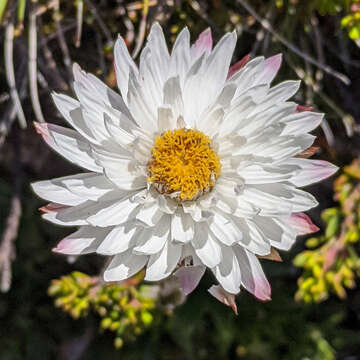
[147,128,221,201]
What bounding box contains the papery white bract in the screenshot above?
[32,23,338,310]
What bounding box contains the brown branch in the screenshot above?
[0,129,23,292]
[0,194,21,292]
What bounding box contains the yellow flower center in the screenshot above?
[147,129,221,201]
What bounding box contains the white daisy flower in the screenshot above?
[32,24,338,308]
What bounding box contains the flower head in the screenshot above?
[32,23,337,309]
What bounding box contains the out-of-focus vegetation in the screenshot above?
[1,0,360,359]
[48,271,158,349]
[295,158,360,303]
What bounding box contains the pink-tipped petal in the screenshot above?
[287,213,320,235]
[234,247,271,301]
[53,227,104,255]
[259,53,282,84]
[191,28,213,59]
[208,285,238,315]
[39,203,70,213]
[34,122,55,148]
[174,265,206,296]
[296,105,314,112]
[287,159,339,187]
[227,54,251,79]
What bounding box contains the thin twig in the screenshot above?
[40,22,77,46]
[0,60,27,147]
[95,31,106,77]
[39,18,69,91]
[74,0,83,48]
[54,0,72,80]
[85,0,113,46]
[0,194,21,292]
[132,0,149,59]
[235,0,351,85]
[0,128,22,293]
[120,6,135,46]
[311,16,325,82]
[29,8,45,122]
[0,93,10,104]
[4,22,27,129]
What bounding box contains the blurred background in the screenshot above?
[1,0,360,359]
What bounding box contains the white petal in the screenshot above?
[163,76,184,122]
[281,111,323,136]
[169,27,191,81]
[127,69,158,131]
[134,215,169,254]
[198,31,237,112]
[252,216,296,251]
[52,93,97,145]
[241,183,318,216]
[34,122,102,172]
[91,143,147,191]
[265,80,301,104]
[209,212,240,246]
[215,193,259,219]
[136,201,164,227]
[61,173,114,201]
[212,246,241,294]
[144,23,170,87]
[96,224,138,255]
[144,239,182,281]
[192,222,222,268]
[230,216,271,255]
[157,106,176,132]
[103,114,135,148]
[42,211,88,226]
[114,35,139,102]
[171,209,194,243]
[238,163,292,184]
[87,195,141,227]
[32,174,86,206]
[104,249,147,281]
[197,106,224,138]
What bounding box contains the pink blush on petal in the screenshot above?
[289,213,320,235]
[174,265,206,296]
[191,28,213,58]
[208,285,238,315]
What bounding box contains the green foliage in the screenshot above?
[295,159,360,303]
[48,271,157,349]
[315,0,360,44]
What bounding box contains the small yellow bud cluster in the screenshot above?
[294,159,360,303]
[95,283,155,349]
[48,271,156,349]
[48,271,94,318]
